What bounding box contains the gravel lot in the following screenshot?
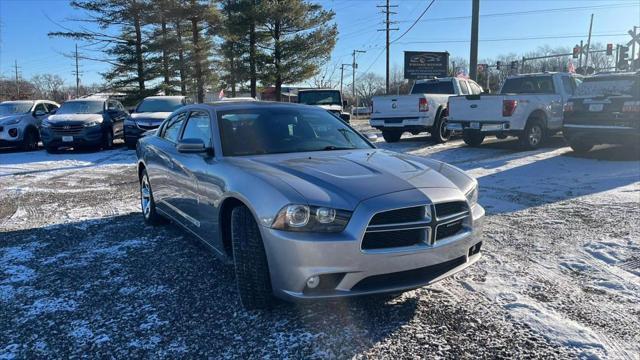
[1,122,639,359]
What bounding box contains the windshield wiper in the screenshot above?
[323,146,356,151]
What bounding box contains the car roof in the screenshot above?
[143,96,185,100]
[194,101,319,112]
[64,98,105,103]
[1,100,35,104]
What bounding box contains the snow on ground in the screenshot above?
[1,127,639,358]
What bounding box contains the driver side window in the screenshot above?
[33,103,47,116]
[161,112,187,143]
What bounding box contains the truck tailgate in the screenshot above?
[371,95,422,119]
[448,95,505,122]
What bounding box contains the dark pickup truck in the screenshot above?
[563,72,640,153]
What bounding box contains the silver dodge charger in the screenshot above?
[136,101,484,309]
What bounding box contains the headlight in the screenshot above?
[465,182,479,206]
[84,121,101,127]
[272,204,351,232]
[3,118,21,125]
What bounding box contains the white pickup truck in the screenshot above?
[370,77,483,143]
[447,72,582,149]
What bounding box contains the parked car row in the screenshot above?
[0,95,191,153]
[446,71,639,153]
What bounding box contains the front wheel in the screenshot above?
[382,130,403,143]
[21,128,39,151]
[231,205,273,310]
[140,169,164,225]
[463,131,485,147]
[430,115,451,143]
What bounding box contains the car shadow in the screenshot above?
[1,214,423,357]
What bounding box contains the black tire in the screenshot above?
[102,129,114,150]
[21,128,39,151]
[231,205,273,310]
[462,131,485,147]
[520,119,545,150]
[430,114,451,143]
[568,139,594,154]
[382,130,403,143]
[140,169,164,225]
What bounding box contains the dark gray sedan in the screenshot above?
[136,101,484,309]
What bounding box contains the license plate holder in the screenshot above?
[470,122,481,129]
[62,136,74,142]
[589,104,604,112]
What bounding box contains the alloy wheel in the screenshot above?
[141,175,152,219]
[528,125,542,146]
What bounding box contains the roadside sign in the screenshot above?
[627,29,640,46]
[404,51,449,79]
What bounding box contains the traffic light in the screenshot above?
[606,43,613,56]
[510,61,518,70]
[496,61,502,70]
[572,46,580,59]
[620,46,629,59]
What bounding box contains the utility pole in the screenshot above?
[632,26,638,66]
[14,60,20,98]
[469,0,480,81]
[340,63,352,96]
[74,44,80,98]
[584,14,594,69]
[578,40,584,69]
[352,49,366,109]
[377,0,398,94]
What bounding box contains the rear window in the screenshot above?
[575,75,639,97]
[500,76,555,94]
[411,81,455,95]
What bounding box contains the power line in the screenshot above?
[393,33,630,45]
[391,0,436,44]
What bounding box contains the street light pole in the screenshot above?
[352,49,366,108]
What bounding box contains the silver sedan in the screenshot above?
[136,101,484,309]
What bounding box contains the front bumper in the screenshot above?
[261,188,485,301]
[124,121,160,142]
[0,124,24,144]
[40,125,104,147]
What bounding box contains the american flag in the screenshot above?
[218,89,225,99]
[568,60,576,74]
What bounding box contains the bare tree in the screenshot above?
[355,72,384,106]
[31,74,66,102]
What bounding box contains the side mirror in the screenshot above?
[366,133,378,142]
[49,108,57,115]
[177,138,210,154]
[342,100,348,107]
[34,110,47,117]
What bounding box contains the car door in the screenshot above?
[146,111,187,217]
[32,103,48,124]
[108,100,127,138]
[172,110,225,251]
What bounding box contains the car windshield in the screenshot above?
[136,98,184,112]
[500,76,555,94]
[218,106,373,156]
[575,76,638,97]
[410,81,455,94]
[57,101,104,114]
[0,102,33,115]
[298,91,341,106]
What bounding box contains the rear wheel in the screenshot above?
[231,205,273,310]
[520,119,545,150]
[430,115,450,143]
[463,131,485,147]
[568,139,594,154]
[21,128,39,151]
[382,130,403,143]
[140,169,164,225]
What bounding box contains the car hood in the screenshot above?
[47,114,103,123]
[131,112,171,122]
[232,149,463,209]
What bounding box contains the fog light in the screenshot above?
[306,275,320,289]
[8,128,18,137]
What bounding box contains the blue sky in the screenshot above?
[1,0,638,87]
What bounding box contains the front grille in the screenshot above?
[435,201,467,219]
[436,218,464,240]
[369,206,425,225]
[352,256,467,291]
[362,229,425,250]
[51,124,84,135]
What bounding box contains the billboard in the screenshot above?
[404,51,449,79]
